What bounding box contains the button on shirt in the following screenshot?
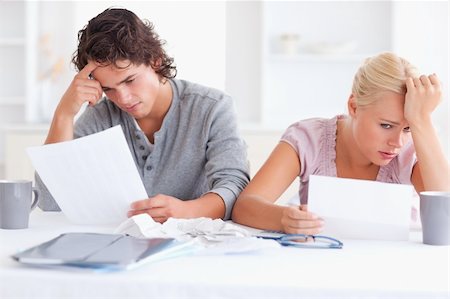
[132,121,154,172]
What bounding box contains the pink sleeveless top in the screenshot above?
[281,115,417,204]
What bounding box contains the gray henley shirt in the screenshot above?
[37,79,250,220]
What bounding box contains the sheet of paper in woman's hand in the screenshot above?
[307,175,413,241]
[27,126,148,225]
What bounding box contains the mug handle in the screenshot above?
[31,187,40,210]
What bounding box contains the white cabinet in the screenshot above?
[4,126,48,181]
[260,2,393,128]
[0,1,27,124]
[0,2,38,124]
[0,1,39,174]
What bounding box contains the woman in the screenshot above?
[232,52,449,234]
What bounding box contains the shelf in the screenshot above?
[0,123,50,133]
[0,38,26,46]
[266,53,370,63]
[0,97,25,106]
[239,122,287,133]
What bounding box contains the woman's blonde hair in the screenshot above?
[351,52,418,106]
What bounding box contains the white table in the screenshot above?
[0,210,449,299]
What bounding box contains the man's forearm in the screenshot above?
[45,113,75,144]
[186,193,226,219]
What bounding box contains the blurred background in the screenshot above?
[0,1,448,195]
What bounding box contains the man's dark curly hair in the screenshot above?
[72,8,176,79]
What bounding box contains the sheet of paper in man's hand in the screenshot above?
[307,175,413,241]
[27,126,148,225]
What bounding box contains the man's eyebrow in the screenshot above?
[101,74,136,90]
[119,74,136,84]
[380,118,401,126]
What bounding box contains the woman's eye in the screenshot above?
[381,124,392,129]
[126,79,134,84]
[403,127,411,133]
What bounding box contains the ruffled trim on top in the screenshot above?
[324,115,344,177]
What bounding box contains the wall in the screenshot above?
[226,1,448,155]
[261,1,393,128]
[73,1,226,91]
[225,1,262,124]
[0,1,228,176]
[392,1,449,157]
[1,1,449,180]
[12,1,228,125]
[28,2,75,122]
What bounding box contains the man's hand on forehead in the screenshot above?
[77,61,98,79]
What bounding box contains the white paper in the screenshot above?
[114,215,280,254]
[307,175,413,241]
[115,214,252,241]
[27,126,148,225]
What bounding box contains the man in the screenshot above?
[37,8,249,222]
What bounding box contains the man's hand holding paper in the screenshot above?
[27,126,148,225]
[128,194,189,223]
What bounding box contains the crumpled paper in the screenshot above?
[114,214,280,254]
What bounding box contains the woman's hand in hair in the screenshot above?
[404,74,441,126]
